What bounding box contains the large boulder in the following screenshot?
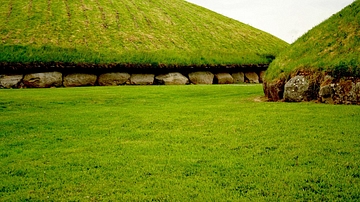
[245,72,259,83]
[63,73,97,87]
[284,76,310,102]
[98,73,130,86]
[215,73,234,84]
[155,72,189,85]
[232,72,245,83]
[23,72,62,88]
[188,71,214,84]
[0,75,23,88]
[319,75,335,104]
[333,80,358,104]
[130,74,155,85]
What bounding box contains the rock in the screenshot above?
[215,73,234,84]
[232,72,245,83]
[98,73,130,86]
[319,85,335,103]
[245,72,259,83]
[188,71,214,84]
[263,80,285,101]
[333,80,357,104]
[155,72,189,85]
[284,76,310,102]
[0,75,23,88]
[130,74,155,85]
[259,71,266,83]
[63,73,97,87]
[319,75,335,104]
[23,72,63,88]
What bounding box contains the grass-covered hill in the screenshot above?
[265,0,360,81]
[0,0,287,68]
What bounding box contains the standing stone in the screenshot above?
[155,72,189,85]
[284,76,309,102]
[188,71,214,84]
[215,73,234,84]
[63,73,97,87]
[130,74,155,85]
[98,73,130,86]
[232,72,245,83]
[23,72,63,88]
[0,75,23,88]
[245,72,259,83]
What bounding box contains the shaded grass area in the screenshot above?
[265,0,359,81]
[0,0,288,65]
[1,85,360,201]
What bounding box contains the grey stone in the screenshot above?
[130,74,154,85]
[319,75,335,103]
[245,72,259,83]
[333,80,357,104]
[284,76,309,102]
[63,73,97,87]
[155,72,189,85]
[188,71,214,84]
[215,73,234,84]
[0,75,23,88]
[98,73,130,86]
[23,72,62,88]
[232,72,245,83]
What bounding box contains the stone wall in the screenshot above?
[263,72,360,105]
[1,70,266,88]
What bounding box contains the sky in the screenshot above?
[186,0,354,43]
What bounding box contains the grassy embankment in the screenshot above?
[1,85,360,201]
[265,0,360,81]
[0,0,287,66]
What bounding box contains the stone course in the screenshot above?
[1,71,265,88]
[264,72,360,105]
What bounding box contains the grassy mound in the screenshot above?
[0,0,287,66]
[265,0,360,81]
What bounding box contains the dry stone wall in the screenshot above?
[0,70,266,88]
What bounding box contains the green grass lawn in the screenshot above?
[1,85,360,201]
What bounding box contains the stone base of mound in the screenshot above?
[263,71,360,105]
[0,70,266,88]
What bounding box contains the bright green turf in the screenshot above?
[265,0,360,81]
[0,0,288,65]
[0,85,359,201]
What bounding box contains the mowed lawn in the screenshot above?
[0,85,359,201]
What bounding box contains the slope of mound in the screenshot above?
[265,0,360,81]
[0,0,287,66]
